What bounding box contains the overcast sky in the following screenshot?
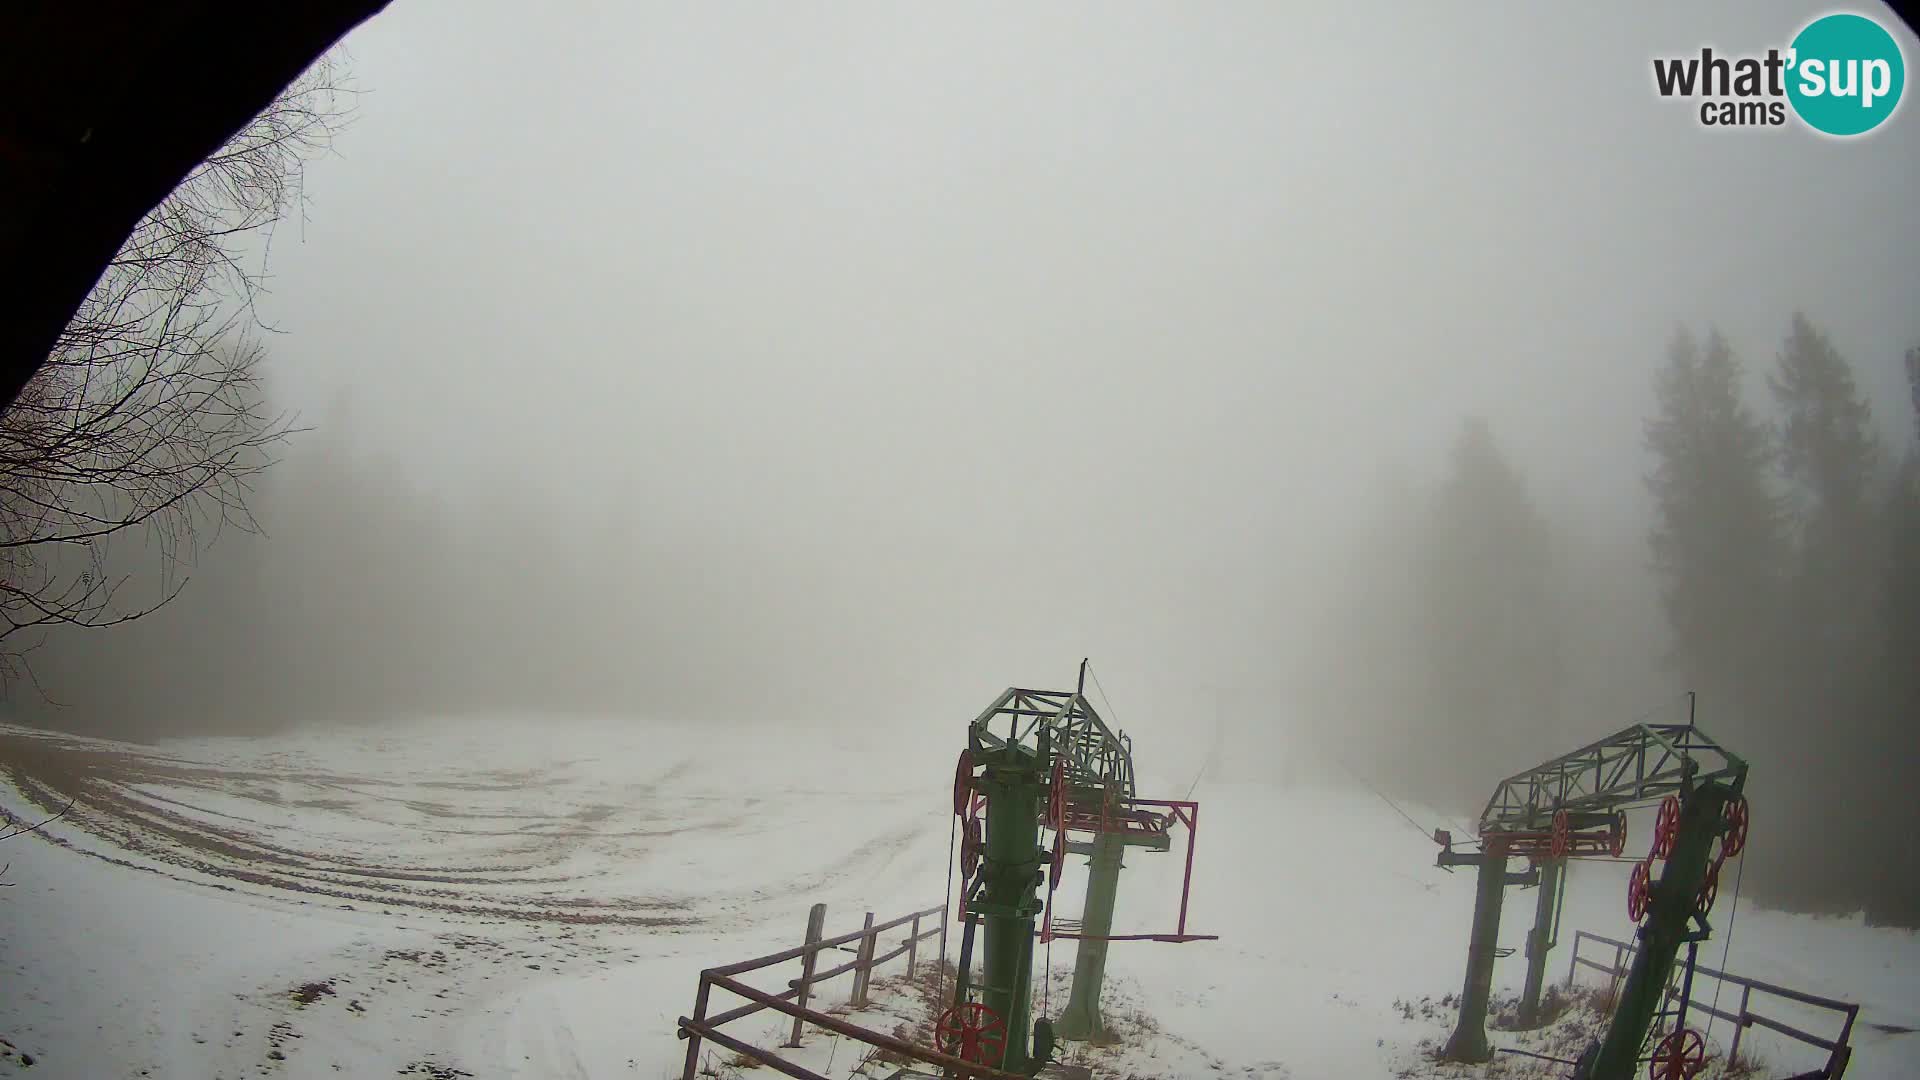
[89,1,1920,763]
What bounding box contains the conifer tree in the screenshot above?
[1644,328,1786,717]
[1415,417,1560,806]
[1768,314,1887,909]
[1868,345,1920,924]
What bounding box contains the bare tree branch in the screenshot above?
[0,795,76,843]
[0,55,352,693]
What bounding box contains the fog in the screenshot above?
[8,3,1919,915]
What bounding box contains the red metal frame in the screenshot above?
[1042,797,1218,944]
[1494,819,1627,860]
[1058,802,1170,840]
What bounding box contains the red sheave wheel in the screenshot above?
[1696,854,1722,916]
[960,816,984,880]
[1648,1028,1706,1080]
[1551,809,1571,859]
[1611,811,1628,858]
[1628,860,1652,923]
[1049,828,1066,889]
[953,749,975,817]
[934,1002,1008,1066]
[1722,795,1749,859]
[1653,795,1681,859]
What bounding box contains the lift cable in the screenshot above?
[1183,754,1207,802]
[940,804,958,1005]
[1087,658,1213,802]
[1703,842,1750,1053]
[1043,919,1054,1014]
[1496,1047,1579,1066]
[1334,756,1441,843]
[1028,947,1038,1046]
[1084,661,1121,731]
[1552,850,1567,942]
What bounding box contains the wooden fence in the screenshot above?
[1566,929,1859,1079]
[677,901,1025,1080]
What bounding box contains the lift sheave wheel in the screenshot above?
[1696,854,1723,916]
[954,750,975,817]
[1550,809,1571,859]
[1454,713,1750,1080]
[1722,794,1749,859]
[1652,795,1681,859]
[935,1002,1008,1066]
[1049,828,1066,889]
[1648,1028,1706,1080]
[961,815,984,881]
[1628,860,1652,923]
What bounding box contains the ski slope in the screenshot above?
[0,716,1913,1080]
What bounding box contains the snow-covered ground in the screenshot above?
[0,716,1913,1080]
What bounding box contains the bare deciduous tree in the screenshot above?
[0,56,352,690]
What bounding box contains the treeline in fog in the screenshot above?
[1305,314,1920,927]
[6,313,1916,926]
[2,387,860,736]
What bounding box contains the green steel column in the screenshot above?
[1056,830,1125,1040]
[1518,856,1564,1028]
[978,752,1045,1073]
[1585,784,1731,1080]
[1442,838,1509,1063]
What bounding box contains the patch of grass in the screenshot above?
[850,1037,924,1079]
[1389,984,1637,1079]
[1393,995,1448,1023]
[1716,1048,1770,1078]
[1489,987,1582,1032]
[289,979,336,1006]
[1088,1002,1164,1047]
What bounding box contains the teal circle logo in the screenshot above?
[1787,13,1906,136]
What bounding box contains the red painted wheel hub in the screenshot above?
[960,815,984,880]
[1648,1028,1706,1080]
[953,749,975,817]
[1653,795,1681,859]
[1722,795,1749,859]
[1550,809,1571,859]
[1611,811,1628,858]
[934,1002,1008,1066]
[1628,860,1652,923]
[1696,854,1722,916]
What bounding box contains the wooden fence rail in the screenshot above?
[679,901,985,1080]
[1566,929,1858,1079]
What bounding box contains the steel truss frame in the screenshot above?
[968,687,1135,797]
[1478,722,1747,834]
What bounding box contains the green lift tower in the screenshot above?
[939,663,1215,1074]
[1434,701,1749,1080]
